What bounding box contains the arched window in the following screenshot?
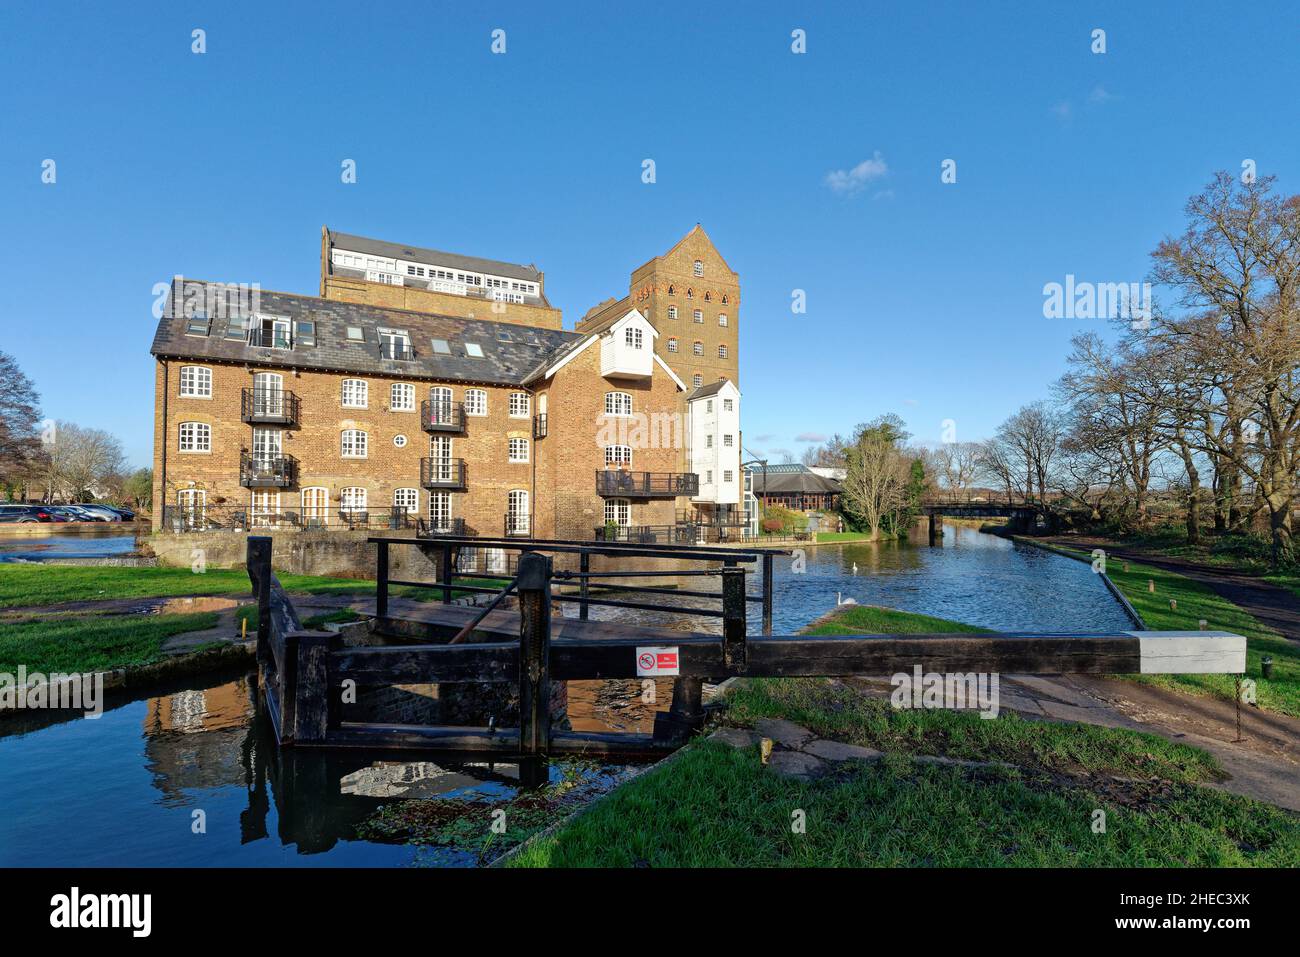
[341,378,368,408]
[604,392,633,416]
[508,392,530,417]
[686,287,694,299]
[301,488,329,527]
[341,429,368,458]
[704,291,712,302]
[340,487,367,518]
[179,366,212,398]
[604,498,631,526]
[393,488,419,514]
[693,260,704,277]
[390,383,415,412]
[507,490,529,535]
[464,388,488,416]
[668,284,676,296]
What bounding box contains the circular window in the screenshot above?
[393,434,408,448]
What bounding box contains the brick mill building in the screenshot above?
[149,226,745,542]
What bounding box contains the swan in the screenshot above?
[836,592,857,606]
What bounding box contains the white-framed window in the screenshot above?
[667,337,678,352]
[723,470,733,483]
[340,487,367,516]
[693,341,703,356]
[393,488,419,514]
[508,437,529,463]
[724,434,734,447]
[604,392,633,416]
[251,490,280,528]
[604,498,631,526]
[693,260,704,277]
[176,489,206,526]
[464,388,488,416]
[706,435,713,448]
[625,327,643,349]
[718,344,728,359]
[301,487,329,526]
[667,306,678,320]
[693,309,703,323]
[693,374,703,388]
[707,400,713,412]
[342,378,368,408]
[428,490,452,531]
[178,421,211,452]
[509,392,530,417]
[179,366,212,398]
[341,429,368,458]
[723,398,733,411]
[706,470,713,484]
[465,342,484,358]
[507,489,529,534]
[718,313,728,327]
[390,383,415,411]
[393,434,408,448]
[604,445,632,466]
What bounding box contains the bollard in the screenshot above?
[1148,579,1155,593]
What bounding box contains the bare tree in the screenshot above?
[993,402,1066,505]
[0,351,43,490]
[39,422,127,502]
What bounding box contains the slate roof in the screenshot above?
[686,379,735,401]
[150,280,580,387]
[327,229,542,284]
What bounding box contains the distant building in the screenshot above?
[748,463,841,514]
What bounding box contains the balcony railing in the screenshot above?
[160,504,413,532]
[420,457,467,489]
[421,400,466,433]
[246,329,293,350]
[533,413,548,439]
[239,452,298,488]
[241,388,299,425]
[595,470,699,498]
[380,340,415,361]
[594,523,697,544]
[415,517,472,538]
[504,512,531,537]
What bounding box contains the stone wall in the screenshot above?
[146,528,438,580]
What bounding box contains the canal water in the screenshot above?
[0,526,1133,866]
[0,530,138,563]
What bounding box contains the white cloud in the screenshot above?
[1088,84,1114,105]
[824,151,888,195]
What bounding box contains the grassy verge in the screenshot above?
[1031,540,1299,717]
[0,564,489,609]
[814,531,878,543]
[0,612,220,674]
[507,604,1300,868]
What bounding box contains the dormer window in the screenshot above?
[248,315,292,350]
[625,327,643,349]
[693,260,704,277]
[379,329,412,360]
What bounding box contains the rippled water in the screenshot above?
[0,530,138,563]
[0,525,1134,866]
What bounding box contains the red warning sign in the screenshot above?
[635,646,680,677]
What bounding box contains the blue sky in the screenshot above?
[2,0,1297,467]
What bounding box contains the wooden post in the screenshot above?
[579,550,590,621]
[375,540,389,619]
[440,543,453,604]
[291,631,332,743]
[246,536,272,665]
[761,552,774,637]
[722,562,746,668]
[928,512,941,546]
[516,551,552,784]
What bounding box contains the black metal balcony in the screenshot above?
[247,329,292,350]
[421,399,466,433]
[504,513,531,537]
[240,452,297,488]
[533,413,548,439]
[595,470,699,498]
[380,340,415,361]
[241,388,299,425]
[416,517,472,538]
[420,457,467,489]
[595,523,697,544]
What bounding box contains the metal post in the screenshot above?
[579,550,590,621]
[722,561,746,668]
[517,551,552,785]
[761,552,774,637]
[375,540,389,619]
[440,543,453,604]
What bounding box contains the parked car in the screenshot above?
[0,504,57,523]
[62,505,110,522]
[100,505,136,521]
[46,506,85,522]
[77,504,124,522]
